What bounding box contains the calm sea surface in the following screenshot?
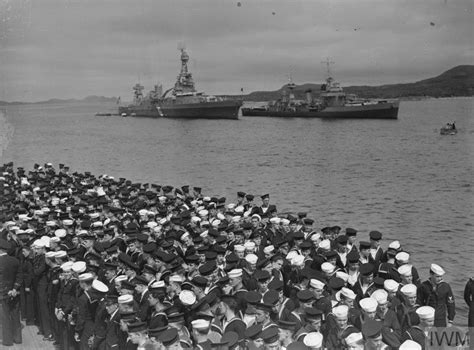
[1,97,473,325]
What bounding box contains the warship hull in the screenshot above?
[242,101,399,119]
[158,100,242,120]
[118,106,159,118]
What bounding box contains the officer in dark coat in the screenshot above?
[417,264,455,327]
[0,239,22,346]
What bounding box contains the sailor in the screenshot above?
[417,264,455,327]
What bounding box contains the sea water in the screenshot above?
[1,97,473,325]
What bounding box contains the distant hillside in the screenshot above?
[0,95,118,106]
[236,65,474,101]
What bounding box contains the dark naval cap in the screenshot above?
[369,230,382,241]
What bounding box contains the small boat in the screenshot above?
[95,112,113,116]
[440,122,457,135]
[440,127,457,135]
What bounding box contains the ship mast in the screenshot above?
[173,46,196,95]
[321,57,335,79]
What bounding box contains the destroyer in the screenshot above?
[242,71,399,119]
[119,48,242,120]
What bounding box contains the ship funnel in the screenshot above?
[305,89,313,104]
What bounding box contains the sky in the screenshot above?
[0,0,472,102]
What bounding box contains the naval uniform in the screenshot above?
[0,251,22,346]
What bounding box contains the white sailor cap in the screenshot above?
[303,332,323,348]
[72,261,87,273]
[388,240,401,250]
[4,221,16,227]
[292,255,305,267]
[384,279,399,293]
[118,294,134,304]
[191,319,210,330]
[321,262,336,274]
[198,210,208,217]
[42,207,51,213]
[251,214,261,221]
[179,290,196,306]
[211,220,220,228]
[63,219,73,226]
[310,233,321,241]
[263,245,274,254]
[45,251,56,259]
[147,221,158,228]
[280,218,290,225]
[399,340,422,350]
[190,216,201,224]
[159,218,167,225]
[55,250,67,259]
[32,239,46,248]
[310,279,325,290]
[319,239,331,250]
[203,196,211,202]
[398,264,412,277]
[244,241,256,250]
[61,261,74,272]
[89,212,100,219]
[359,297,378,313]
[230,216,240,223]
[180,232,190,242]
[340,287,356,300]
[75,230,87,237]
[395,252,410,263]
[286,251,299,261]
[245,253,258,265]
[227,203,236,209]
[78,273,94,282]
[269,217,281,225]
[46,221,57,227]
[169,275,185,283]
[216,213,225,221]
[18,214,31,221]
[332,305,349,318]
[138,209,148,216]
[92,221,103,228]
[92,279,109,293]
[345,332,363,346]
[335,271,349,282]
[430,263,445,276]
[158,196,167,202]
[400,284,417,297]
[148,281,164,290]
[200,230,209,238]
[50,237,61,244]
[371,289,388,304]
[228,269,243,278]
[34,210,44,216]
[234,245,245,253]
[416,306,435,320]
[234,206,245,213]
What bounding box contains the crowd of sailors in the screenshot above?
[0,161,473,350]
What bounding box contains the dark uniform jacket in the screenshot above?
[0,253,21,299]
[418,280,455,327]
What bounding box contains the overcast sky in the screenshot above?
[0,0,472,101]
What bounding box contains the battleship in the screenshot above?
[242,68,399,119]
[119,49,242,119]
